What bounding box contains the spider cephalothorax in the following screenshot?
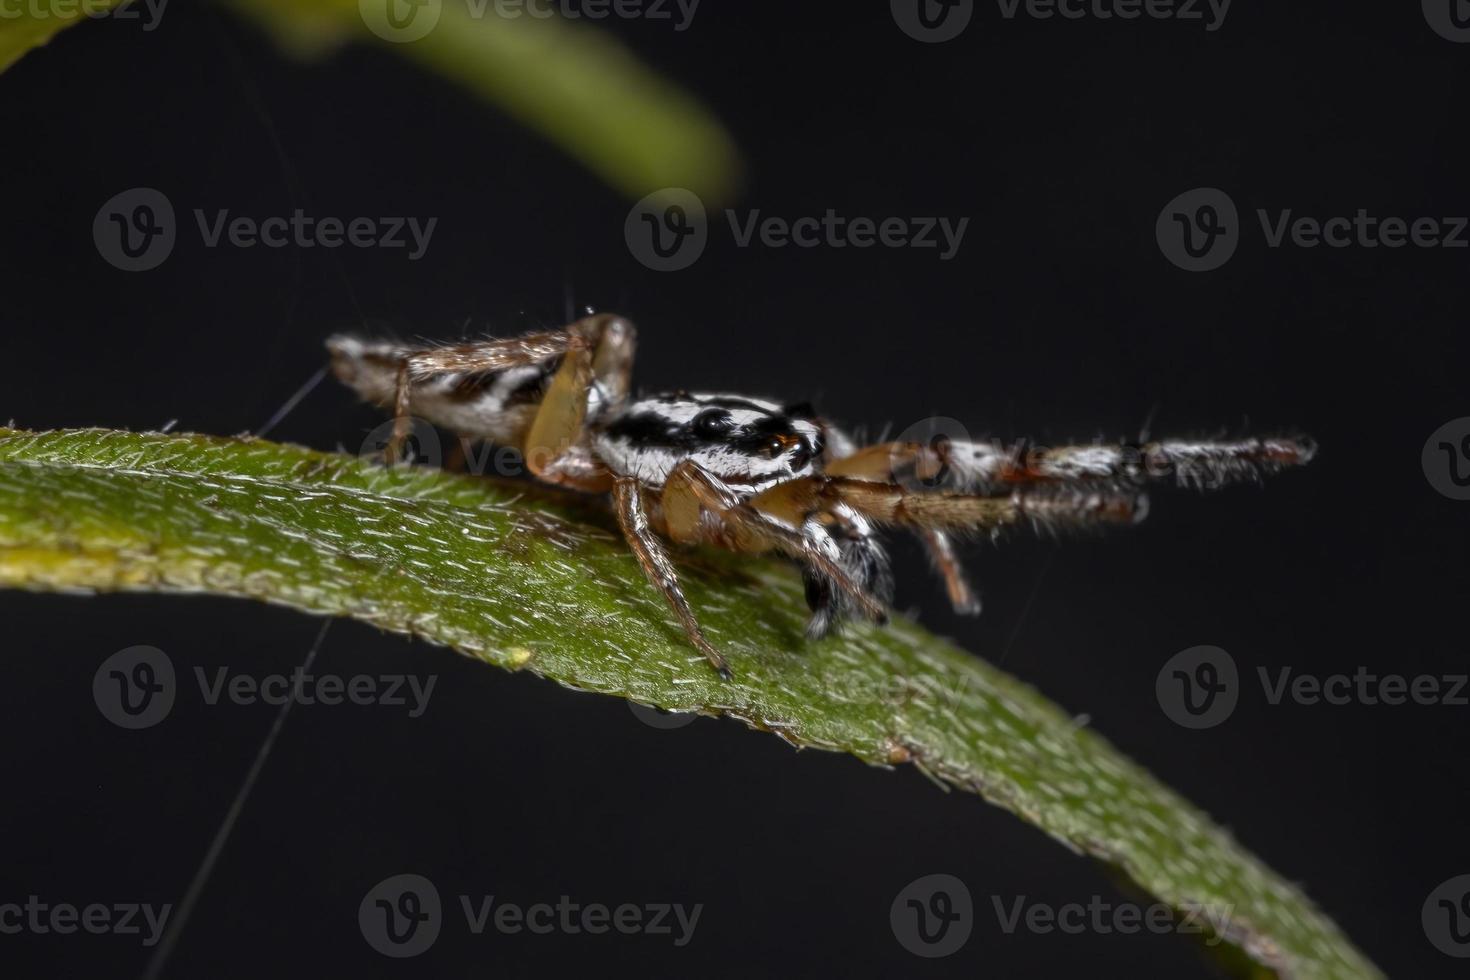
[593,393,826,490]
[328,314,1315,678]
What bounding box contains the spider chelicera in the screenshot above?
[328,313,1315,678]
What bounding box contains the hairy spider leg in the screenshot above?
[661,461,888,623]
[751,475,1146,536]
[367,315,636,483]
[827,435,1317,493]
[917,528,982,616]
[612,475,732,679]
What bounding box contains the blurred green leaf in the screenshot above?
[0,0,739,201]
[227,0,740,202]
[0,0,122,73]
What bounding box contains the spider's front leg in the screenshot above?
[760,475,1146,536]
[825,430,1312,614]
[827,434,1316,493]
[612,461,898,679]
[663,462,891,629]
[821,431,982,616]
[612,476,732,679]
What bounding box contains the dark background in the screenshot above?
[1,2,1465,977]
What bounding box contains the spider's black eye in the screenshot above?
[692,408,734,439]
[788,437,818,470]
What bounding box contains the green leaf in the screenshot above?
[225,0,740,202]
[0,1,739,202]
[0,427,1380,979]
[0,0,123,73]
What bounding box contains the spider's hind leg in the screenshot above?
[327,314,635,469]
[375,329,578,466]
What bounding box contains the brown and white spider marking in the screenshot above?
[328,314,1315,679]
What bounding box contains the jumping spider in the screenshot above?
[328,314,1315,679]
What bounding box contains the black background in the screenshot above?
[1,2,1466,977]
